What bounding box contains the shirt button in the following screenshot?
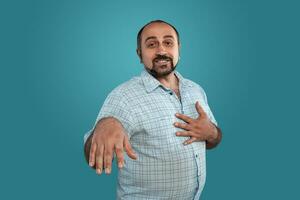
[195,154,198,158]
[169,92,173,95]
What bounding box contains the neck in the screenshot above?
[156,71,179,90]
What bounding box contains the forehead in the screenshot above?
[141,22,177,42]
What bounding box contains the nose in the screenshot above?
[156,43,167,55]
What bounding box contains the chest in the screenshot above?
[133,87,208,135]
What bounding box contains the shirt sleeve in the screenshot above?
[197,86,218,127]
[83,89,136,144]
[95,91,136,138]
[83,129,93,144]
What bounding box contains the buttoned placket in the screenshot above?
[178,83,203,199]
[157,74,204,199]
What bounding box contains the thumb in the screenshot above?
[123,135,137,160]
[196,101,207,119]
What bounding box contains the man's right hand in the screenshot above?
[85,117,137,175]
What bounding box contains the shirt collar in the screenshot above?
[141,68,193,93]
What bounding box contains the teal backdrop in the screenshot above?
[1,0,299,199]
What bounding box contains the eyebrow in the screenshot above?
[144,35,175,43]
[163,35,175,39]
[145,36,157,43]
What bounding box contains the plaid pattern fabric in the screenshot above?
[84,69,218,200]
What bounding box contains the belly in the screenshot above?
[117,145,201,199]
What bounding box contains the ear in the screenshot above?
[178,43,181,58]
[136,48,143,63]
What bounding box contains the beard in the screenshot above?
[146,54,177,78]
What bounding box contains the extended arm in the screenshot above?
[84,117,137,174]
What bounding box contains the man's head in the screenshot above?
[136,20,181,78]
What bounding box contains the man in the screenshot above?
[83,20,222,200]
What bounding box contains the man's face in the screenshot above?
[138,23,180,78]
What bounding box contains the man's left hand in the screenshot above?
[174,101,218,145]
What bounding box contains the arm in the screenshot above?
[206,125,222,149]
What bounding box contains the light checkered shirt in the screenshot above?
[84,69,218,200]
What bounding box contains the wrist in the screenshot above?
[206,123,218,143]
[96,117,121,129]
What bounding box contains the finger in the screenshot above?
[104,143,113,174]
[89,142,97,167]
[175,131,195,137]
[175,113,193,123]
[115,143,125,169]
[196,101,207,119]
[124,136,137,160]
[95,144,104,174]
[173,122,192,131]
[183,137,198,145]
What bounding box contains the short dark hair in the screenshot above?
[136,20,180,53]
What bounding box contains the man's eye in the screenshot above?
[147,43,156,48]
[165,41,173,46]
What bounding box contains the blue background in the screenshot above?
[1,0,299,199]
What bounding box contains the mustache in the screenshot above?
[153,54,173,62]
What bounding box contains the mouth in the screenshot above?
[154,59,170,65]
